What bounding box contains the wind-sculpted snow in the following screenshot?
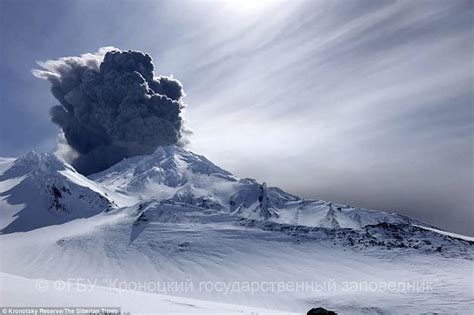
[123,199,472,259]
[1,198,472,314]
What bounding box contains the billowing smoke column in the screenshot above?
[33,47,185,175]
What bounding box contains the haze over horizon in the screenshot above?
[0,0,472,235]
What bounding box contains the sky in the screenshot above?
[0,0,472,235]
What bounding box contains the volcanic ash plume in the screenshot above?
[33,47,185,175]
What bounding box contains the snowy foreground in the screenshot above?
[0,146,473,314]
[0,272,295,315]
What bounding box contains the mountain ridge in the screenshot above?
[1,146,473,314]
[1,145,471,258]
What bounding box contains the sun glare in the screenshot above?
[222,0,277,13]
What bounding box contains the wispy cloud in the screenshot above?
[0,0,472,234]
[178,0,473,235]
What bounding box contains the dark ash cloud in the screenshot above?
[33,47,185,175]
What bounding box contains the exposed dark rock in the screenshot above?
[307,307,337,315]
[178,241,190,250]
[237,218,473,259]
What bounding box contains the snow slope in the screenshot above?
[1,145,473,314]
[1,206,472,314]
[0,152,116,233]
[0,272,296,315]
[90,145,429,230]
[413,224,474,242]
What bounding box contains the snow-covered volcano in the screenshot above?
[0,146,473,314]
[0,152,116,233]
[89,145,428,229]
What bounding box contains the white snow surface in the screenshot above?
[89,146,425,230]
[1,145,473,314]
[0,272,296,315]
[413,224,474,242]
[0,152,116,233]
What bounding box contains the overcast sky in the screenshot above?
[0,0,472,235]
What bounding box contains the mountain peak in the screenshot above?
[1,147,471,258]
[0,151,115,233]
[90,145,235,198]
[149,144,233,177]
[4,151,68,178]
